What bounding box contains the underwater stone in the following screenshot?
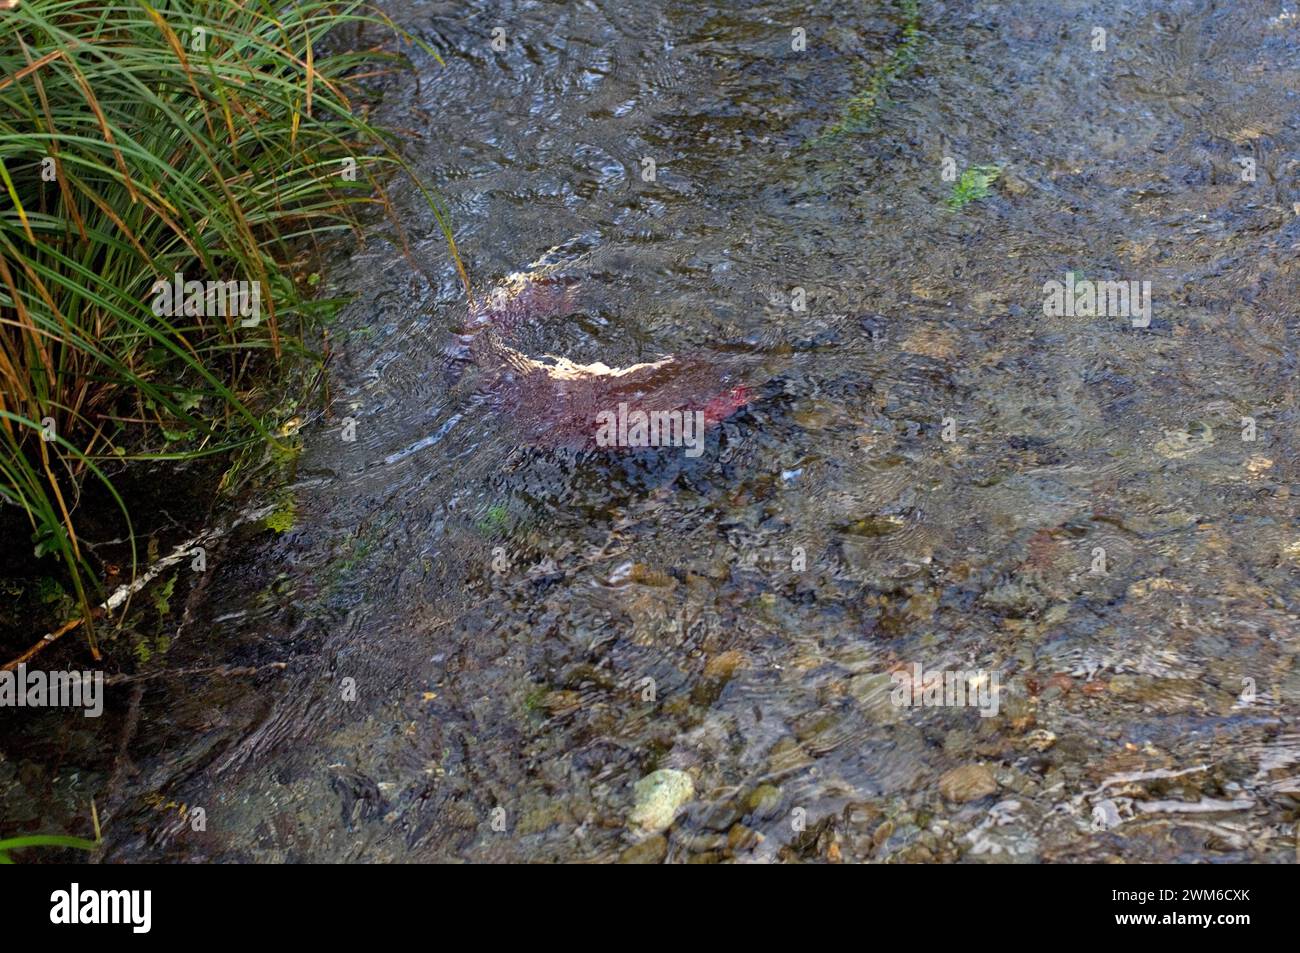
[628,769,695,833]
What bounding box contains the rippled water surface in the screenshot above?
[6,0,1300,862]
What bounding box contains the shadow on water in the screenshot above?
[5,0,1299,862]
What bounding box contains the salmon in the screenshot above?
[448,253,754,453]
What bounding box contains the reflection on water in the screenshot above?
[4,0,1298,862]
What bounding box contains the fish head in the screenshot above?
[462,273,580,335]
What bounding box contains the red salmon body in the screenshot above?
[449,264,755,453]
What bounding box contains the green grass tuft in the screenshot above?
[0,1,465,652]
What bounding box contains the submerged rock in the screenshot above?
[1154,421,1214,458]
[619,834,668,864]
[628,769,695,833]
[939,764,999,803]
[979,575,1048,617]
[745,783,783,818]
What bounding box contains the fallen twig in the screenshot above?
[3,501,276,672]
[104,661,288,686]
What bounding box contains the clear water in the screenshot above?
[4,0,1299,863]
